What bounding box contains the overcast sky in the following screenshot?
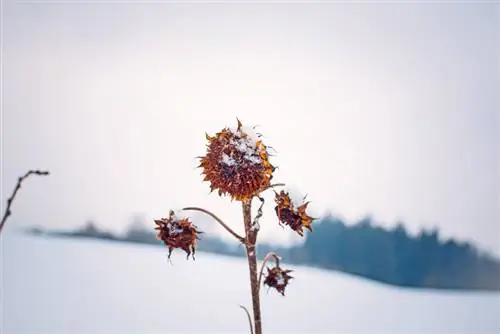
[2,1,499,255]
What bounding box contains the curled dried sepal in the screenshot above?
[274,190,315,236]
[263,265,293,296]
[154,210,202,260]
[198,118,275,201]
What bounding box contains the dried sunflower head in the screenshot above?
[154,210,202,260]
[274,190,315,237]
[198,119,275,201]
[263,265,293,296]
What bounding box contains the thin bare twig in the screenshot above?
[260,183,285,194]
[258,252,282,291]
[251,196,265,233]
[239,305,254,334]
[0,170,50,234]
[181,207,245,244]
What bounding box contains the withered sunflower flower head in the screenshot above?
[274,190,315,237]
[198,118,275,201]
[263,265,294,296]
[154,210,202,260]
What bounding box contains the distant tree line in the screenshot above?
[36,213,500,291]
[277,215,500,290]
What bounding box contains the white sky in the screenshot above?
[1,1,499,255]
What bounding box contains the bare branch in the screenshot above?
[260,183,285,194]
[0,170,50,234]
[181,207,245,244]
[239,305,254,334]
[257,252,282,291]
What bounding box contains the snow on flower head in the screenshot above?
[282,186,307,209]
[274,188,316,237]
[229,122,261,148]
[153,210,202,261]
[263,265,293,296]
[171,209,189,221]
[198,118,275,201]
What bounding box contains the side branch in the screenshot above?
[239,305,254,334]
[0,170,50,234]
[182,207,245,244]
[257,252,282,291]
[260,183,285,194]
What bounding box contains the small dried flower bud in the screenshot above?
[154,210,202,260]
[263,265,293,296]
[198,119,275,201]
[274,190,315,237]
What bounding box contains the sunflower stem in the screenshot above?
[239,305,255,334]
[257,252,282,292]
[0,170,50,234]
[181,207,245,243]
[242,199,262,334]
[260,183,286,194]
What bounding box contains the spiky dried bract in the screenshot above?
[198,119,275,201]
[263,265,293,296]
[274,190,315,237]
[154,210,202,260]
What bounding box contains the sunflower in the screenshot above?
[263,265,294,296]
[198,119,275,201]
[154,210,202,260]
[274,190,315,237]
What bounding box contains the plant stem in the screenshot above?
[242,199,262,334]
[239,305,255,334]
[182,207,245,244]
[260,183,286,194]
[0,170,50,234]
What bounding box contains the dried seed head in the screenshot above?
[198,119,275,201]
[263,265,294,296]
[154,210,202,260]
[274,190,315,236]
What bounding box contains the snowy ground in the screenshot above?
[2,232,499,334]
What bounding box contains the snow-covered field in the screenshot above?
[2,232,499,334]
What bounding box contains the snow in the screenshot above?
[170,224,184,234]
[3,232,500,334]
[276,272,285,286]
[159,222,183,234]
[221,153,237,166]
[230,138,252,152]
[228,122,261,148]
[171,209,189,221]
[244,153,262,165]
[239,124,261,146]
[225,125,265,166]
[283,186,307,208]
